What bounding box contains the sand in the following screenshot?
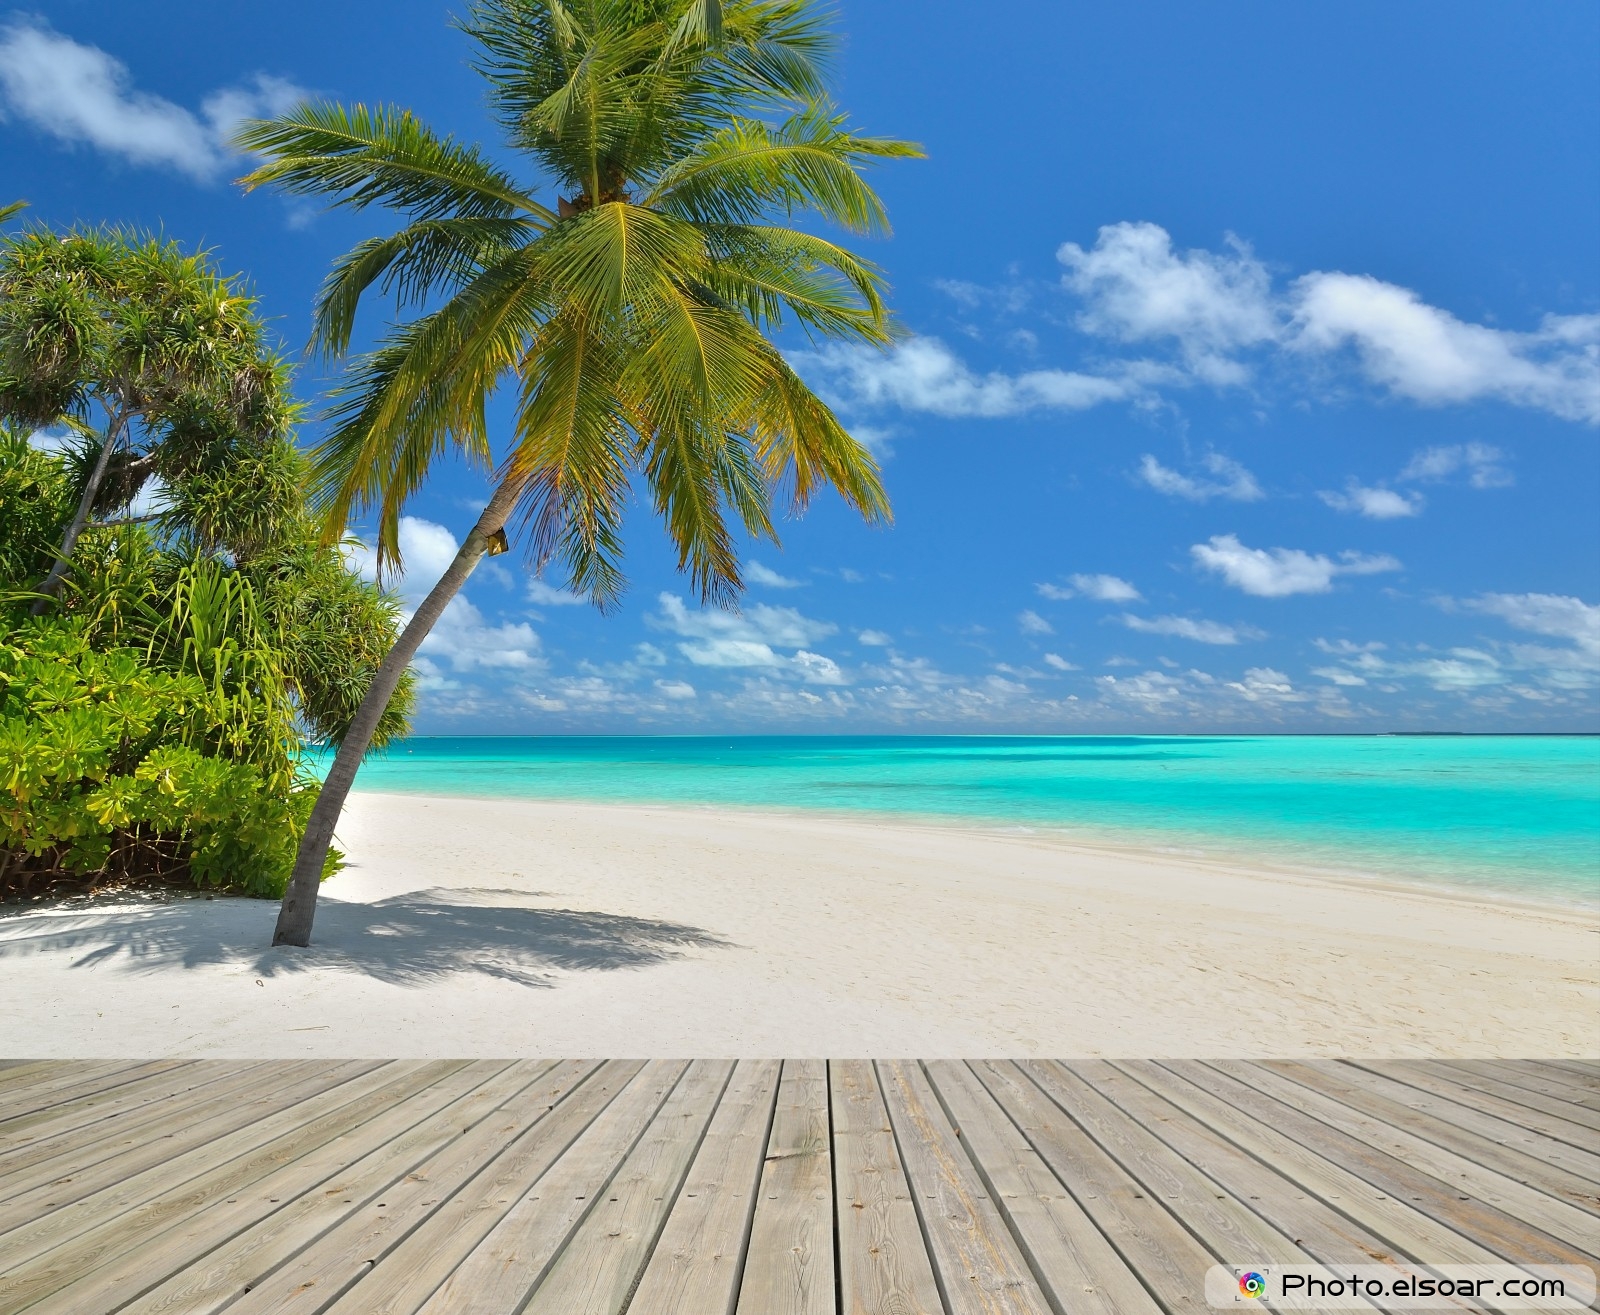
[1,792,1595,1057]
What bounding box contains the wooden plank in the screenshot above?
[1122,1060,1519,1267]
[0,1061,259,1164]
[1076,1059,1420,1272]
[0,1060,189,1124]
[1357,1061,1600,1149]
[415,1060,688,1315]
[924,1059,1158,1315]
[0,1062,273,1194]
[629,1059,781,1315]
[318,1061,644,1315]
[1467,1061,1600,1111]
[213,1062,596,1315]
[971,1060,1210,1313]
[1410,1062,1600,1135]
[1031,1062,1356,1280]
[0,1060,374,1252]
[734,1059,836,1315]
[23,1061,526,1315]
[1264,1061,1600,1213]
[521,1060,733,1315]
[1203,1060,1599,1262]
[1516,1060,1600,1090]
[0,1060,77,1094]
[1532,1060,1600,1081]
[830,1059,945,1315]
[878,1059,1052,1315]
[0,1060,400,1281]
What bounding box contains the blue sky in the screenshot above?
[3,1,1597,731]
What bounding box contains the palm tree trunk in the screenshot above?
[32,410,126,613]
[271,480,521,947]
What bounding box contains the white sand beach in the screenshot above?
[1,792,1595,1058]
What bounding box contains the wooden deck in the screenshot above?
[0,1059,1594,1314]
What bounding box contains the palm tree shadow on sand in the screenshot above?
[0,888,733,988]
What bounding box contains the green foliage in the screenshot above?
[0,228,414,900]
[0,605,331,901]
[0,427,69,590]
[236,0,919,609]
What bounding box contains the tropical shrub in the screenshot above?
[0,608,321,898]
[0,227,413,900]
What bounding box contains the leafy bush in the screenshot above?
[0,225,413,901]
[0,612,329,898]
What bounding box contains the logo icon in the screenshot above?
[1238,1272,1266,1299]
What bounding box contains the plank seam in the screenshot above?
[872,1060,957,1315]
[616,1060,739,1315]
[919,1060,1069,1315]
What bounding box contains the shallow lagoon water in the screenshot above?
[319,735,1600,905]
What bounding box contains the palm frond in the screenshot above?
[236,103,552,223]
[641,106,922,234]
[312,214,538,358]
[746,346,889,523]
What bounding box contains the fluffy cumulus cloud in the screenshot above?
[746,561,804,589]
[802,220,1599,430]
[1058,222,1277,383]
[0,19,307,182]
[347,516,460,603]
[1037,573,1142,602]
[1191,534,1401,597]
[1290,275,1600,422]
[1120,614,1262,645]
[1137,452,1264,502]
[793,337,1150,419]
[651,593,845,683]
[1318,480,1423,519]
[418,598,542,673]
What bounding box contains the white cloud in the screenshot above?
[349,516,461,604]
[1120,614,1260,645]
[527,579,588,606]
[856,629,892,646]
[1318,481,1423,519]
[792,650,848,685]
[1225,667,1307,704]
[1018,609,1054,635]
[654,679,696,700]
[1036,573,1142,603]
[1192,533,1401,597]
[1137,452,1264,502]
[1058,221,1276,383]
[1291,274,1600,423]
[652,593,844,681]
[747,561,804,589]
[1042,653,1079,671]
[820,222,1599,429]
[795,337,1142,419]
[419,597,542,673]
[0,19,307,182]
[1312,666,1369,687]
[1464,592,1600,657]
[1398,442,1513,488]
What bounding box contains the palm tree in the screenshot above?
[240,0,920,947]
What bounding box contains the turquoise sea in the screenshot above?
[325,736,1600,906]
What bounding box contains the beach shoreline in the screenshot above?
[2,791,1595,1058]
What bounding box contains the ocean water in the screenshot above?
[320,735,1600,906]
